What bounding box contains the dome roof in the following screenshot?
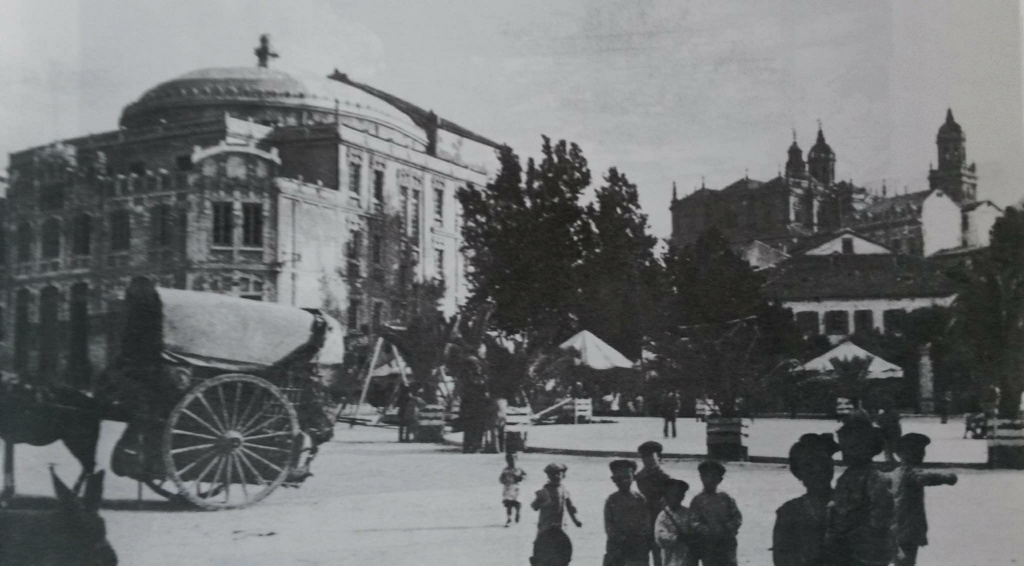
[120,66,423,136]
[808,128,834,158]
[937,108,963,139]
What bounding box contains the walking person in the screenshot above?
[662,391,681,439]
[825,414,895,566]
[689,461,742,566]
[531,463,582,566]
[876,403,902,464]
[636,441,674,566]
[890,433,958,566]
[604,459,651,566]
[499,452,527,527]
[655,479,696,566]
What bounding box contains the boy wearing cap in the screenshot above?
[891,433,957,566]
[772,433,838,566]
[531,463,582,566]
[825,415,895,566]
[604,459,651,566]
[690,460,742,566]
[637,441,674,566]
[655,479,695,566]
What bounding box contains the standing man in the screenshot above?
[636,441,673,566]
[876,403,902,464]
[662,391,681,439]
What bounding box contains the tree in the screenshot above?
[951,207,1024,419]
[457,138,592,341]
[577,168,659,360]
[830,355,873,405]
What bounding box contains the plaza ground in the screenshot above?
[6,420,1022,565]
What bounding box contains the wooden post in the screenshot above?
[351,336,384,428]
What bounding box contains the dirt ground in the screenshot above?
[6,422,1023,565]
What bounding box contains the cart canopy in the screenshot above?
[155,288,342,371]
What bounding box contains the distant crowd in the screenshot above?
[499,412,957,566]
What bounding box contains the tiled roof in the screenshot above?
[855,190,930,218]
[788,228,891,255]
[762,254,958,301]
[720,177,764,193]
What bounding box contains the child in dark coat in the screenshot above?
[689,460,742,566]
[772,433,839,566]
[891,433,957,566]
[604,459,651,566]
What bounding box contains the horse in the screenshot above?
[0,379,103,503]
[0,468,118,566]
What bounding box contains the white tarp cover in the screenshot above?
[799,341,904,379]
[559,330,634,370]
[158,289,330,369]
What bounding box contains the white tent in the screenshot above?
[799,341,903,379]
[559,330,634,370]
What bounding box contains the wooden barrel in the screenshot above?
[988,419,1024,469]
[415,404,447,443]
[706,417,748,461]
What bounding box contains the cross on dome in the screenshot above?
[255,34,279,68]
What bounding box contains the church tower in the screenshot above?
[807,126,835,185]
[785,137,806,178]
[928,109,977,204]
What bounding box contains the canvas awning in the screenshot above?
[799,341,903,379]
[559,330,634,370]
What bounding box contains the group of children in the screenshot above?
[499,416,956,566]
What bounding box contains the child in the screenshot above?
[604,459,651,566]
[637,441,674,566]
[825,414,895,566]
[772,433,839,566]
[499,452,527,526]
[531,463,582,566]
[891,433,957,566]
[689,460,742,566]
[655,479,695,566]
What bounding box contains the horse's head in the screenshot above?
[50,469,118,566]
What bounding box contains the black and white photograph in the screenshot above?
[1,1,1023,564]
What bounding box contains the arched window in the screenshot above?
[110,210,131,251]
[151,204,173,247]
[69,283,92,388]
[41,218,61,259]
[73,214,92,256]
[14,289,32,372]
[39,286,61,376]
[17,223,33,262]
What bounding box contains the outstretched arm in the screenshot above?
[915,470,958,487]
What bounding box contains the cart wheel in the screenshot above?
[142,478,177,500]
[162,374,300,510]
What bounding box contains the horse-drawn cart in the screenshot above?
[107,279,344,510]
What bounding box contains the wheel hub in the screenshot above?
[220,430,244,452]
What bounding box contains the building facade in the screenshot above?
[0,40,500,387]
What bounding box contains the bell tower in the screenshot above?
[928,109,977,204]
[807,123,835,185]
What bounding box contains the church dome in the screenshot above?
[119,66,425,141]
[808,128,834,159]
[937,108,964,140]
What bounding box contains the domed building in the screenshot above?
[0,37,501,386]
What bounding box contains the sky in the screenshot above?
[1,0,1022,238]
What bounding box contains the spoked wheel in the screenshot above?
[142,478,178,500]
[162,374,300,510]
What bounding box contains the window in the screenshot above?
[372,235,382,264]
[399,186,410,234]
[347,298,361,331]
[242,203,263,247]
[226,156,247,179]
[41,218,61,259]
[841,237,854,255]
[883,309,906,334]
[346,230,362,277]
[72,215,92,255]
[372,301,383,330]
[433,187,444,227]
[69,283,90,388]
[17,223,33,262]
[823,310,849,335]
[373,170,385,212]
[176,155,193,171]
[15,289,32,372]
[212,202,233,246]
[151,205,173,247]
[110,210,131,251]
[853,310,874,334]
[410,189,421,237]
[348,161,362,195]
[434,248,445,280]
[40,185,65,210]
[39,286,61,375]
[129,161,146,176]
[795,311,820,336]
